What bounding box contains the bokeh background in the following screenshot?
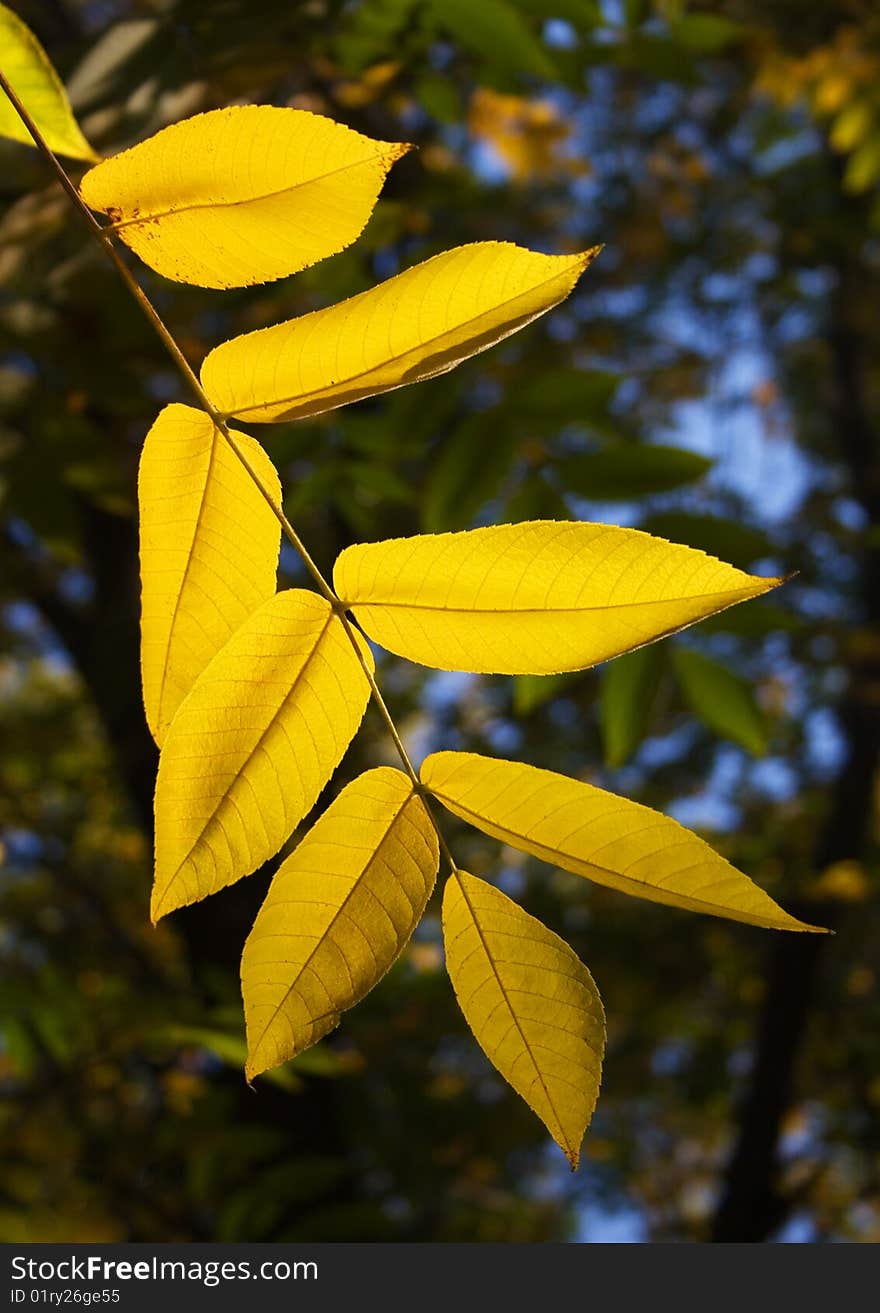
[1,0,878,1243]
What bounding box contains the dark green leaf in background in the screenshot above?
[672,647,768,756]
[600,645,663,768]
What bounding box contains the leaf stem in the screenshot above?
[0,67,335,601]
[2,65,458,872]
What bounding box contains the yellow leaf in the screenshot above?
[468,88,578,183]
[333,520,783,674]
[0,3,97,161]
[79,105,408,289]
[201,242,599,421]
[443,870,604,1168]
[243,767,439,1078]
[152,590,372,922]
[139,404,281,745]
[424,753,827,932]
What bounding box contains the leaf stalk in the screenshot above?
[0,63,457,872]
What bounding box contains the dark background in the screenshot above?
[1,0,878,1242]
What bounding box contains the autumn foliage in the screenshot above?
[0,1,827,1173]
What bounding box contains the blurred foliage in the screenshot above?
[1,0,878,1242]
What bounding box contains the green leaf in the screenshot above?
[558,444,711,500]
[672,647,768,756]
[0,2,97,160]
[415,72,462,123]
[830,100,873,154]
[671,14,743,53]
[624,0,648,26]
[154,1025,301,1092]
[508,0,602,26]
[422,413,520,531]
[640,512,772,570]
[844,138,880,194]
[427,0,557,80]
[514,367,619,417]
[600,646,662,768]
[698,600,798,638]
[513,671,582,715]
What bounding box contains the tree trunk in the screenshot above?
[711,245,879,1242]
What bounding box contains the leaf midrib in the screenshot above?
[109,148,402,231]
[344,587,763,615]
[154,421,222,736]
[454,873,570,1158]
[432,788,784,927]
[155,607,334,913]
[224,257,588,419]
[247,786,418,1066]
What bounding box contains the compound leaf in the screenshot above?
[423,752,825,932]
[79,105,408,288]
[152,590,372,921]
[443,870,604,1168]
[201,242,599,421]
[0,2,97,160]
[139,403,281,745]
[334,520,783,674]
[243,767,439,1078]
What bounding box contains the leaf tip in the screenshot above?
[578,243,604,268]
[771,907,831,934]
[388,139,415,162]
[150,884,174,925]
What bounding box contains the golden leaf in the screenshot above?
[443,870,604,1168]
[79,105,408,288]
[243,767,439,1078]
[139,404,281,744]
[201,242,598,420]
[424,753,826,932]
[152,590,372,921]
[0,2,97,160]
[334,521,783,674]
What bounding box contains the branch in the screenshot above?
[0,62,452,861]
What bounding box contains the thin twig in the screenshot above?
[0,63,458,871]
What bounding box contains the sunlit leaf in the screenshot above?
[201,243,599,421]
[334,520,783,674]
[443,869,604,1167]
[243,767,439,1078]
[152,590,372,921]
[0,2,97,160]
[423,752,826,931]
[139,404,281,745]
[672,647,768,756]
[79,105,409,288]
